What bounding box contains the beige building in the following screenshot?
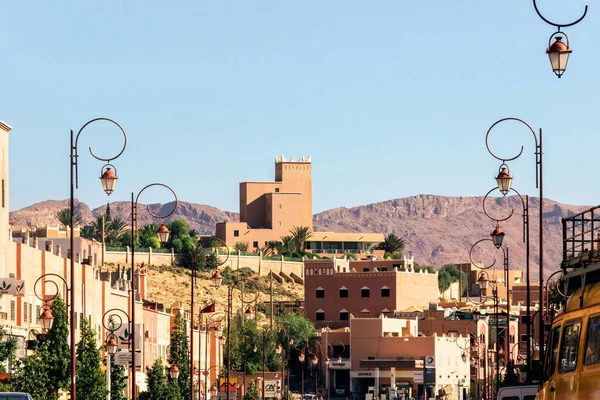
[304,259,439,329]
[216,155,384,254]
[1,119,223,396]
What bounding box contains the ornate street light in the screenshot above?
[69,118,127,400]
[547,33,572,78]
[244,306,255,320]
[130,183,178,399]
[156,221,171,244]
[473,308,481,322]
[106,337,118,355]
[461,351,469,363]
[40,308,54,330]
[495,166,513,195]
[170,364,181,380]
[212,270,223,288]
[491,224,505,249]
[532,0,589,78]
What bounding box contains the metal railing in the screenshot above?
[561,205,600,267]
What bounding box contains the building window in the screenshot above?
[340,311,349,321]
[253,241,259,248]
[381,287,390,297]
[339,289,348,298]
[278,221,282,227]
[275,188,280,193]
[24,302,28,323]
[234,230,239,237]
[36,306,41,323]
[10,301,15,321]
[279,204,282,209]
[316,289,325,298]
[361,288,370,298]
[379,268,388,272]
[29,303,33,323]
[316,311,325,321]
[363,268,370,272]
[1,179,4,208]
[80,313,84,329]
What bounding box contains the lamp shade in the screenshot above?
[40,308,54,330]
[156,222,171,244]
[253,345,258,353]
[244,306,255,320]
[210,384,218,398]
[211,270,223,288]
[478,273,489,290]
[289,338,294,345]
[547,35,572,78]
[275,343,282,354]
[495,167,513,195]
[298,351,305,362]
[461,351,468,363]
[106,337,118,355]
[100,167,118,195]
[491,224,505,248]
[325,356,330,366]
[170,364,180,380]
[472,309,481,322]
[311,355,319,365]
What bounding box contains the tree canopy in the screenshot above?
[376,233,405,259]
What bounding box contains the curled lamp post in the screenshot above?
[201,314,225,400]
[533,0,588,78]
[190,239,229,400]
[485,117,544,367]
[211,270,261,400]
[33,273,70,332]
[102,308,130,400]
[131,183,178,400]
[70,118,127,400]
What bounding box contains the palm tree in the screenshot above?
[289,226,313,252]
[265,240,282,256]
[55,208,83,228]
[376,233,405,257]
[279,235,295,256]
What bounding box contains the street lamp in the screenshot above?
[485,117,544,365]
[532,0,588,78]
[131,183,178,400]
[490,224,505,249]
[190,239,229,400]
[298,351,306,397]
[200,315,225,400]
[170,364,181,380]
[69,118,127,400]
[495,166,513,195]
[211,270,261,400]
[33,274,70,333]
[102,308,130,400]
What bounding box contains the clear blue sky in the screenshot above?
[2,1,598,213]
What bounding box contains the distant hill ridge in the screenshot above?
[10,195,589,272]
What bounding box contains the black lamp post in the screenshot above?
[102,308,130,400]
[190,239,229,400]
[130,183,178,399]
[33,273,70,334]
[532,0,588,78]
[485,117,545,369]
[211,270,260,400]
[69,118,127,400]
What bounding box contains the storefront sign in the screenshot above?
[350,370,374,378]
[0,278,25,297]
[414,360,424,368]
[413,371,424,383]
[328,360,350,370]
[424,368,436,388]
[425,356,435,367]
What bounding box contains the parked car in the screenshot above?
[0,393,34,400]
[496,385,537,400]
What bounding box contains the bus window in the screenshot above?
[544,325,560,379]
[584,315,600,365]
[559,321,581,373]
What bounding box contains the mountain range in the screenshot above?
[10,195,588,274]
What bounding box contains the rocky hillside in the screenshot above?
[10,195,590,272]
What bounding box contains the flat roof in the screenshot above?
[310,231,384,242]
[0,120,12,132]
